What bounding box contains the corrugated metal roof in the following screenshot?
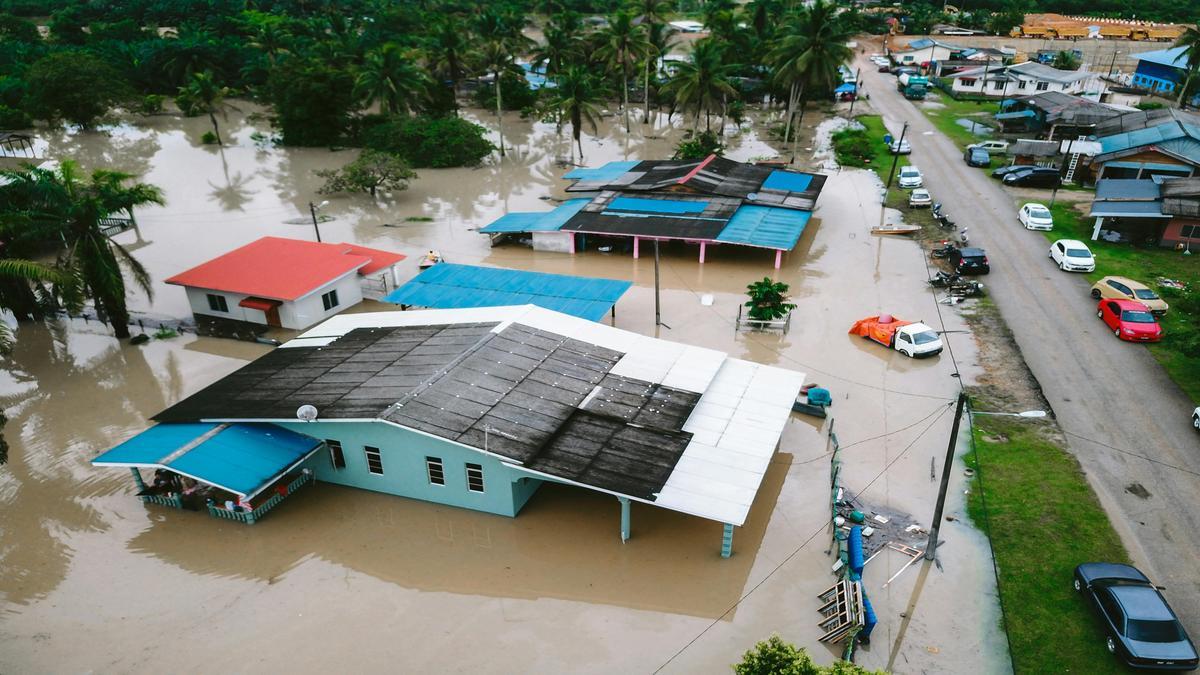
[1088,201,1168,218]
[478,198,590,233]
[92,423,321,498]
[562,160,640,181]
[382,263,631,321]
[1134,46,1189,69]
[717,205,812,250]
[1095,179,1161,201]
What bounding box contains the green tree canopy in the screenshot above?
[26,52,130,128]
[316,149,417,197]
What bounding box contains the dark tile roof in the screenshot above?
[154,320,703,501]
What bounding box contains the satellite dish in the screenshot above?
[296,405,319,422]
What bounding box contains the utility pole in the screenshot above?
[926,392,968,561]
[849,71,862,116]
[654,238,662,327]
[885,122,909,190]
[308,202,323,242]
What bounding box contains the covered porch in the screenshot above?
[92,422,323,524]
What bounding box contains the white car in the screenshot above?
[898,165,923,189]
[909,188,932,207]
[1018,203,1054,230]
[889,139,912,154]
[1049,239,1096,272]
[970,140,1010,154]
[1193,407,1199,430]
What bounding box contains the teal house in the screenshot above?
[93,305,804,555]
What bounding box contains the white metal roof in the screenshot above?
[291,305,802,525]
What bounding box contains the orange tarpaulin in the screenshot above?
[849,315,912,347]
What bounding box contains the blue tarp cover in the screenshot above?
[608,197,708,214]
[995,110,1036,120]
[834,83,857,94]
[762,170,814,192]
[717,205,812,250]
[92,423,321,497]
[563,160,640,181]
[479,198,590,233]
[383,263,631,321]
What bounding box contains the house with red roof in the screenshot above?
[166,236,406,331]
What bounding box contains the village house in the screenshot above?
[1090,108,1200,180]
[887,37,956,66]
[1087,177,1200,248]
[948,61,1102,99]
[1131,46,1200,105]
[166,236,405,333]
[994,91,1125,140]
[91,305,805,556]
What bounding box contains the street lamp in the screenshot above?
[308,200,329,242]
[925,393,1046,561]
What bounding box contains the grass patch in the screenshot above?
[919,91,1000,150]
[1039,203,1200,401]
[843,114,945,241]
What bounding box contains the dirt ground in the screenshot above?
[0,104,1009,673]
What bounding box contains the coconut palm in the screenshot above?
[768,0,853,155]
[177,70,231,145]
[1174,26,1200,108]
[427,17,475,108]
[0,161,164,339]
[646,22,677,122]
[0,259,71,351]
[629,0,672,123]
[596,12,654,133]
[355,43,430,116]
[480,40,521,158]
[531,21,584,79]
[550,67,608,162]
[661,39,738,132]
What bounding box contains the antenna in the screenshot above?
[296,404,319,422]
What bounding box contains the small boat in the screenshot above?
[418,250,443,269]
[871,224,920,236]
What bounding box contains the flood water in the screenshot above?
[0,105,1009,673]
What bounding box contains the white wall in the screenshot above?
[894,45,953,64]
[951,69,1100,98]
[532,231,574,253]
[181,271,365,330]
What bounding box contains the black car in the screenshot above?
[1003,166,1062,188]
[1075,563,1198,670]
[964,146,990,167]
[991,164,1031,179]
[949,247,989,275]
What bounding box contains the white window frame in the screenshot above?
[364,446,383,475]
[206,293,228,312]
[321,289,340,311]
[1036,81,1049,91]
[465,463,485,493]
[426,457,445,486]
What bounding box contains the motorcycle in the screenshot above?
[946,280,985,297]
[957,227,970,245]
[929,271,962,287]
[932,203,955,229]
[931,241,957,259]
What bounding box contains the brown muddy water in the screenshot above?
[0,105,1010,673]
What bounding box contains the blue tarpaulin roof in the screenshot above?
[762,170,814,192]
[479,199,590,233]
[383,263,632,321]
[834,83,857,95]
[563,161,640,181]
[92,423,321,497]
[995,110,1036,121]
[608,196,708,214]
[717,205,812,250]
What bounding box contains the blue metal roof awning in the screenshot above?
[1105,160,1193,173]
[383,263,632,321]
[995,110,1036,121]
[92,423,322,498]
[563,160,640,181]
[716,205,812,250]
[834,83,857,94]
[1088,201,1169,218]
[479,198,590,233]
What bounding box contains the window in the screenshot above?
[1017,80,1027,89]
[206,293,228,312]
[1181,224,1200,239]
[321,289,340,311]
[364,446,383,475]
[1036,81,1049,91]
[960,77,976,87]
[466,463,484,493]
[991,80,1004,90]
[426,457,445,485]
[328,440,345,469]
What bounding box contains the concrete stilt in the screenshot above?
[721,523,734,558]
[619,497,631,542]
[774,249,783,269]
[130,467,146,490]
[633,236,640,259]
[568,233,577,254]
[699,241,707,263]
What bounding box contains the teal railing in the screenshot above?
[206,471,314,525]
[141,493,184,509]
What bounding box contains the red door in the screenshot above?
[265,305,281,327]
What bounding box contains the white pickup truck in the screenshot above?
[850,316,944,358]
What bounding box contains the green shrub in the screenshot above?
[0,104,31,128]
[1136,101,1166,111]
[673,130,724,160]
[832,127,873,167]
[200,130,218,144]
[139,94,164,115]
[364,115,495,168]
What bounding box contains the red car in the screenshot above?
[1097,299,1163,342]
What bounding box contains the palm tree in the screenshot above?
[1174,26,1200,109]
[629,0,671,123]
[550,67,608,162]
[355,43,430,116]
[1051,50,1080,71]
[596,12,654,133]
[646,22,677,123]
[480,40,520,158]
[0,260,71,351]
[427,17,475,110]
[662,39,738,133]
[531,22,584,79]
[178,70,231,145]
[0,161,164,339]
[768,0,852,157]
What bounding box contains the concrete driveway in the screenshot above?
[857,52,1200,633]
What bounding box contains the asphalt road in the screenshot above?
[857,53,1200,634]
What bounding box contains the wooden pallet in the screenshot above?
[817,579,863,643]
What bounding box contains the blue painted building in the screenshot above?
[92,306,806,556]
[1132,47,1199,104]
